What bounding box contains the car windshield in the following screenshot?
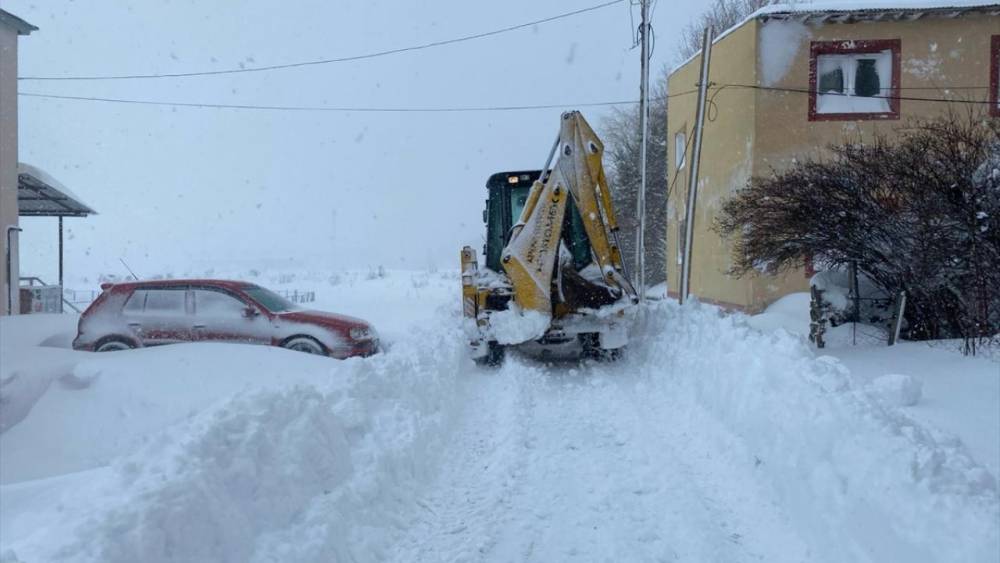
[243,286,298,313]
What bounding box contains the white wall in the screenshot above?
[0,24,20,315]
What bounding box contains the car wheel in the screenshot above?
[95,338,135,352]
[282,336,326,355]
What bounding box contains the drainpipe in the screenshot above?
[6,226,22,315]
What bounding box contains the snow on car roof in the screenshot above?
[103,279,256,290]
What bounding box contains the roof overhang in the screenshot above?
[669,1,1000,76]
[757,2,1000,24]
[17,163,97,218]
[0,9,37,35]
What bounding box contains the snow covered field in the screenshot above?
[1,271,997,562]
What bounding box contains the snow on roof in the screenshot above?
[757,0,1000,18]
[669,0,999,75]
[0,9,37,35]
[17,162,97,217]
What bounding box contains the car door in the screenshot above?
[190,287,270,346]
[124,287,191,346]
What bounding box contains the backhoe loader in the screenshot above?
[461,111,638,365]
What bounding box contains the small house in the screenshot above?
[665,2,999,311]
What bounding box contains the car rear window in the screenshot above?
[123,290,147,313]
[126,288,187,315]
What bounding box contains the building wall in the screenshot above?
[666,19,764,310]
[666,12,999,312]
[0,24,18,315]
[754,14,998,168]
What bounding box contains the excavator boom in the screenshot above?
[502,112,636,315]
[461,111,637,364]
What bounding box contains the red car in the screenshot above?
[72,279,378,359]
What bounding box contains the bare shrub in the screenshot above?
[716,112,1000,349]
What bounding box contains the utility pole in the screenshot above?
[679,26,713,305]
[635,0,650,301]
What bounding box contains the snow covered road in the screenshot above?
[1,271,997,562]
[388,358,811,563]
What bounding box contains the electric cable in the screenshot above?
[18,0,625,81]
[18,90,697,113]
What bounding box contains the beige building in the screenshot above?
[666,3,1000,312]
[0,10,36,315]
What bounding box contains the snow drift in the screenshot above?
[2,316,470,562]
[628,301,998,563]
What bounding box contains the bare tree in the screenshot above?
[602,71,669,286]
[677,0,776,60]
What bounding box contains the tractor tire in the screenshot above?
[580,333,623,362]
[475,341,505,367]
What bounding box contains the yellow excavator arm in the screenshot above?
[502,111,637,315]
[460,111,637,363]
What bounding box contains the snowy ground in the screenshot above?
[749,293,1000,477]
[1,271,997,562]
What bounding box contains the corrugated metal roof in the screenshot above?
[671,0,999,74]
[17,163,96,217]
[0,9,37,35]
[757,1,1000,21]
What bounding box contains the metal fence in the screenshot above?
[276,289,316,304]
[64,288,100,308]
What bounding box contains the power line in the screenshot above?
[18,0,624,82]
[18,91,651,113]
[23,82,992,115]
[729,83,995,105]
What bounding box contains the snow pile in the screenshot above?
[487,303,550,345]
[1,310,471,563]
[630,301,999,562]
[0,314,82,434]
[870,373,923,407]
[59,388,352,563]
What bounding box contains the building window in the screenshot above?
[809,39,901,121]
[991,35,999,118]
[674,131,687,170]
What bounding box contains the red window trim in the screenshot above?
[808,39,902,122]
[991,35,999,118]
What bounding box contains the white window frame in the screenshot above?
[674,131,687,171]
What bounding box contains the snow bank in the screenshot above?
[1,306,471,563]
[630,301,999,563]
[62,387,352,563]
[0,314,82,434]
[1,344,338,484]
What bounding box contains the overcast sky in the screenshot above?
[11,0,712,283]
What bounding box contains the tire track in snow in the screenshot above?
[386,355,813,562]
[385,359,541,562]
[615,369,815,562]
